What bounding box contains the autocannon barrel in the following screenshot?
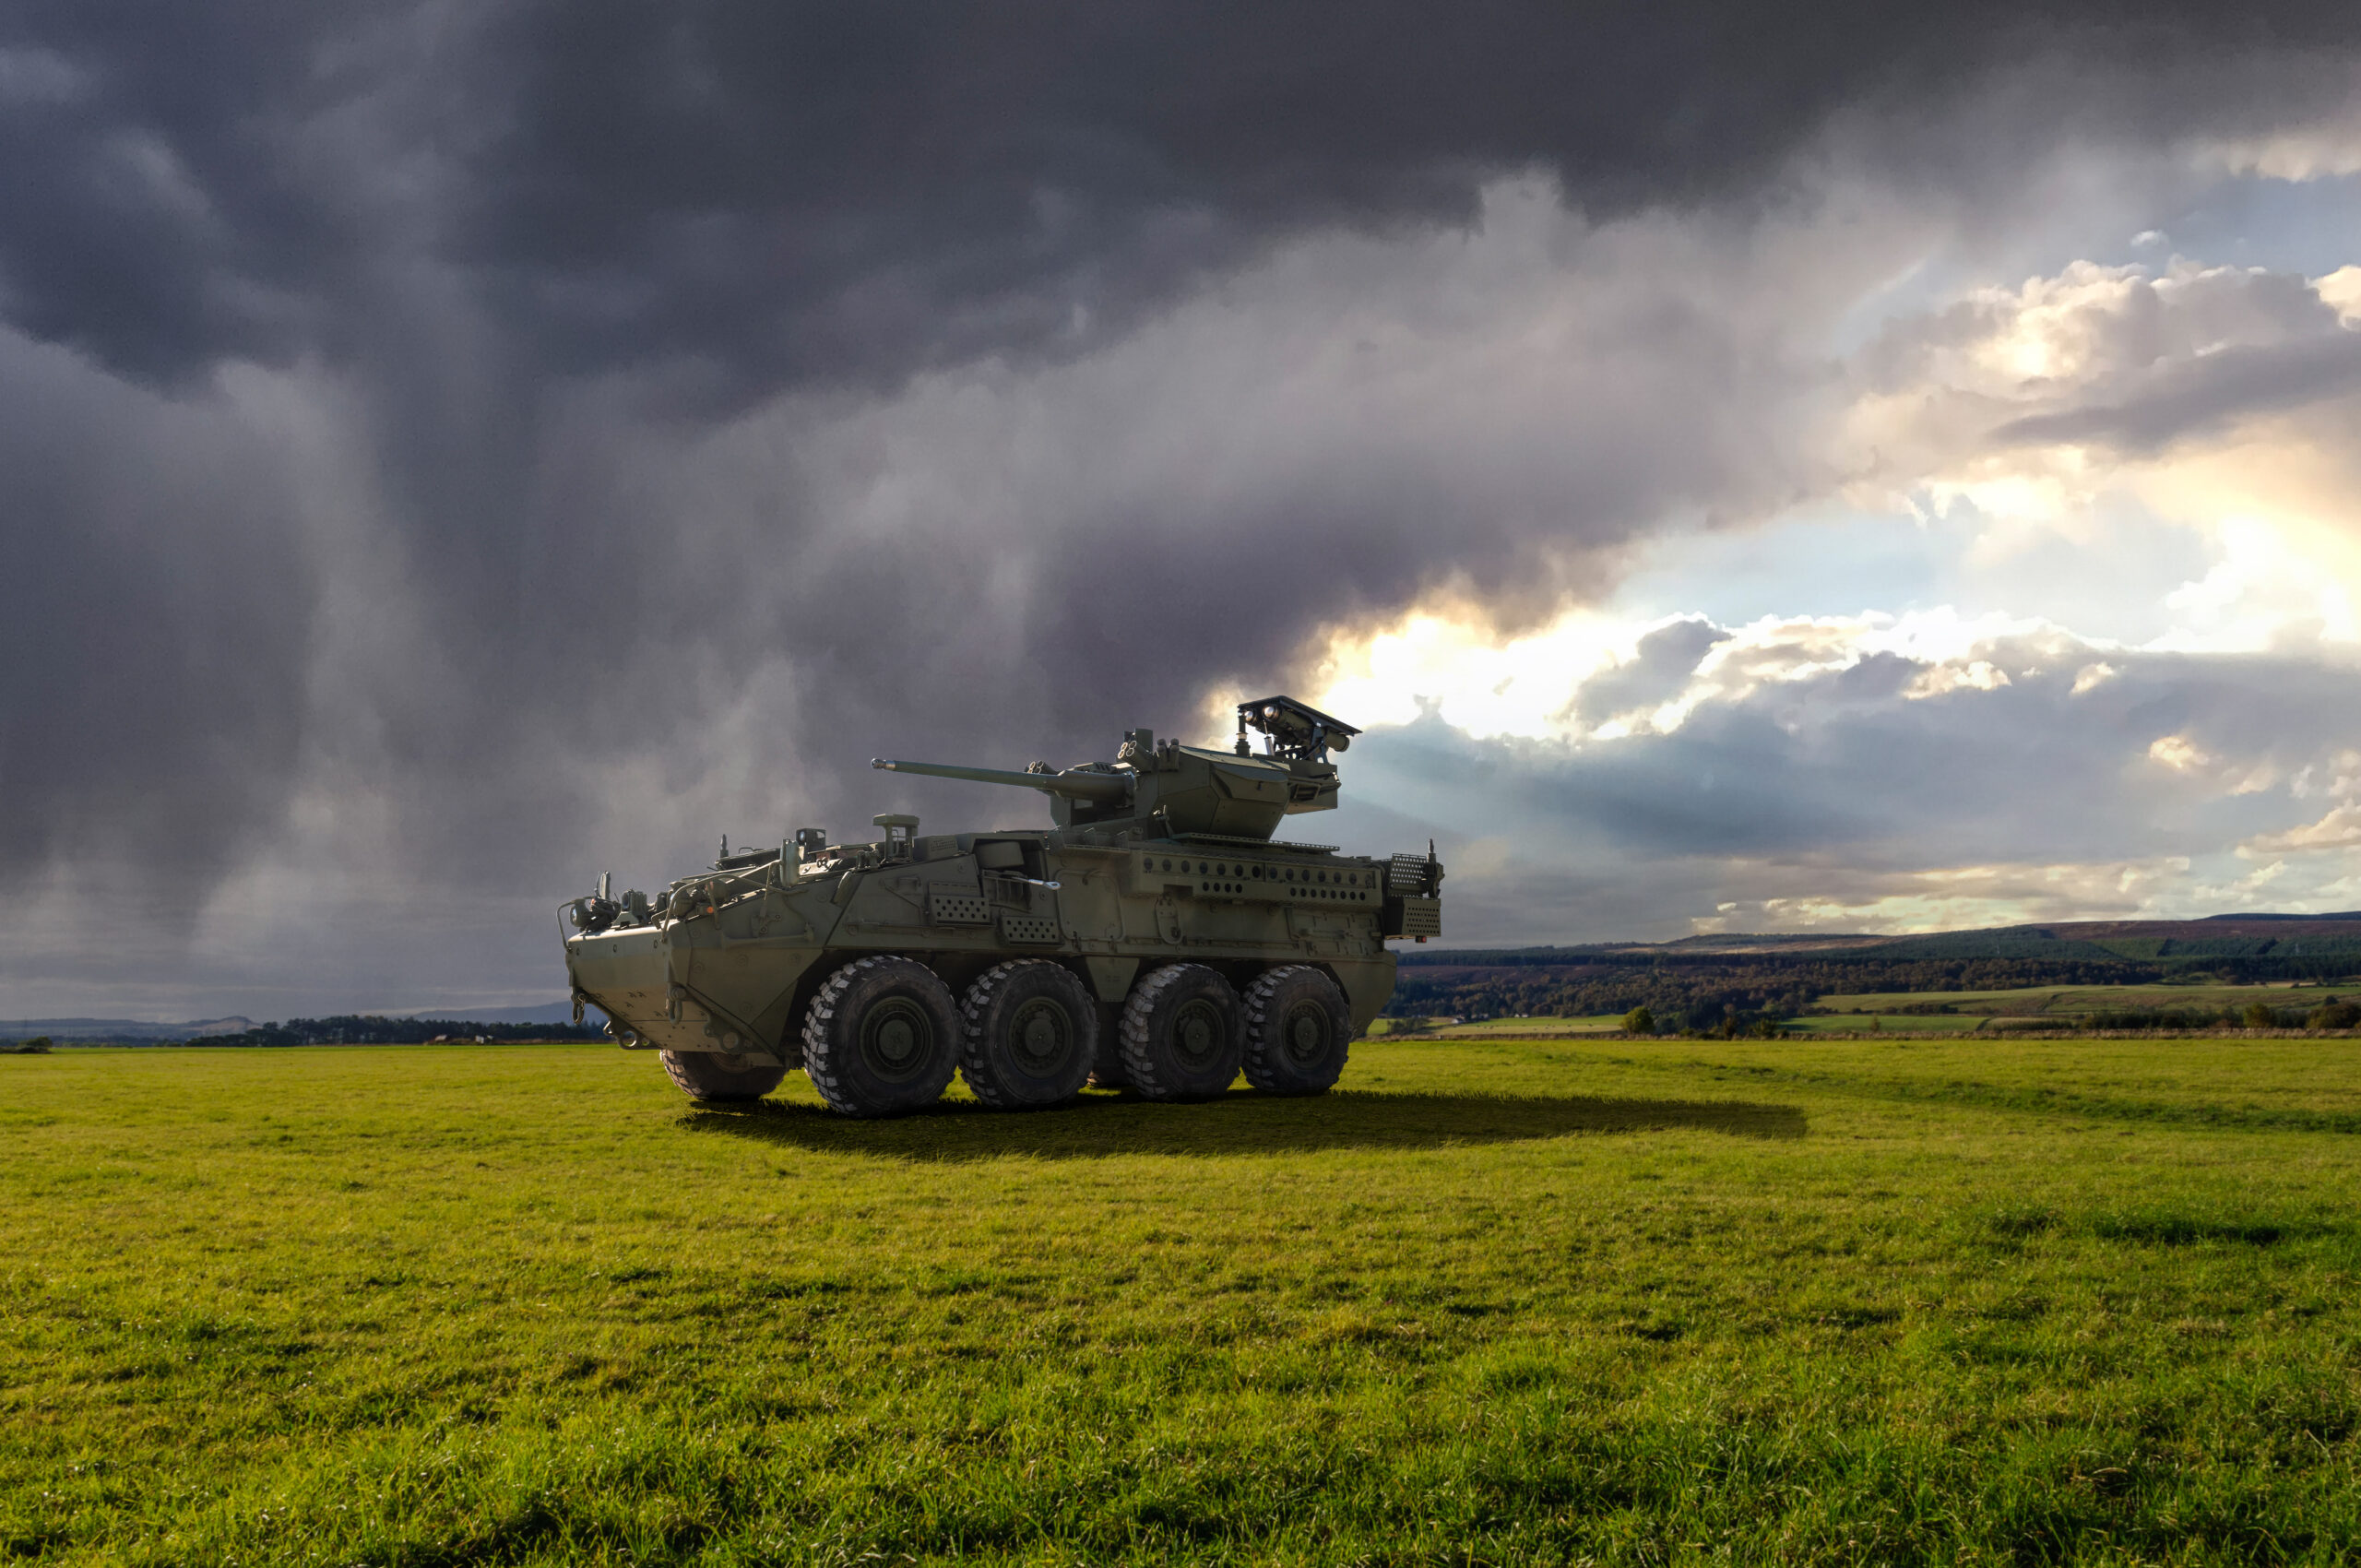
[870,757,1133,804]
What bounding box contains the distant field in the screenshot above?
[1373,993,2329,1036]
[1781,1012,1989,1034]
[1370,1015,1625,1038]
[6,1039,2359,1563]
[1817,981,2350,1016]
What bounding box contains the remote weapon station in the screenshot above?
[563,696,1444,1116]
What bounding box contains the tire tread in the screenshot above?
[1118,962,1240,1101]
[801,955,959,1117]
[957,959,1095,1110]
[1241,964,1350,1095]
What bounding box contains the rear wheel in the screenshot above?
[1241,966,1351,1095]
[959,960,1098,1109]
[801,956,962,1117]
[1118,963,1241,1101]
[659,1049,789,1102]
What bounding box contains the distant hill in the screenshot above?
[1406,912,2361,970]
[1390,912,2361,1028]
[3,1001,597,1046]
[0,1016,257,1041]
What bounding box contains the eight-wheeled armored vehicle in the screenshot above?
[562,695,1443,1115]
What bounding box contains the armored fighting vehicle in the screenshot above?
[562,695,1443,1116]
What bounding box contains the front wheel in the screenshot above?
[1241,966,1351,1095]
[659,1049,789,1102]
[801,956,963,1117]
[1118,963,1241,1102]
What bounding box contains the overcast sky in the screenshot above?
[7,3,2361,1019]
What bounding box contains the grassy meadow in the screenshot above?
[4,1037,2359,1564]
[1782,1013,1989,1035]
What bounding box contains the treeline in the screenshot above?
[2200,955,2361,984]
[1399,941,2361,987]
[1384,955,2171,1028]
[2060,999,2359,1031]
[184,1015,605,1047]
[1402,948,2160,985]
[1389,968,1811,1028]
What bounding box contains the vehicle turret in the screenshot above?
[872,695,1356,840]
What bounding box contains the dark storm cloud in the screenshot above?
[6,1,2361,1013]
[7,0,2359,393]
[0,22,350,381]
[0,335,311,896]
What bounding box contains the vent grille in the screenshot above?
[928,888,991,926]
[999,912,1062,945]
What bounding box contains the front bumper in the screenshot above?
[564,924,777,1063]
[565,914,820,1067]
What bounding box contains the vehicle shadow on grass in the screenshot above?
[681,1088,1806,1160]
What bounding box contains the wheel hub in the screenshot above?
[860,999,935,1082]
[1171,999,1225,1071]
[1009,996,1074,1074]
[1284,1003,1330,1065]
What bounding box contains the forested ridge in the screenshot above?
[1386,956,2151,1027]
[1389,925,2361,1028]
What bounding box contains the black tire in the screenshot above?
[1118,963,1242,1101]
[958,960,1098,1109]
[659,1049,789,1102]
[1241,966,1352,1095]
[801,956,963,1117]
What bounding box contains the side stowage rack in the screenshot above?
[1383,843,1446,940]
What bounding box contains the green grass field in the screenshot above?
[6,1039,2359,1564]
[1780,1013,1990,1034]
